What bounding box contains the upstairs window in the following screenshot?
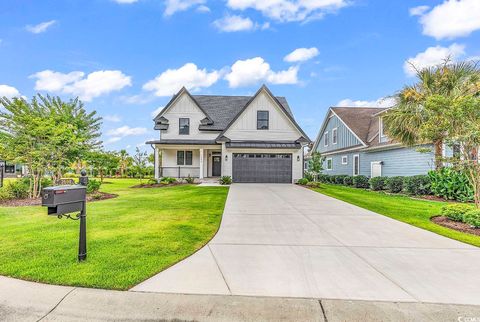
[179,118,190,135]
[324,131,329,147]
[257,111,269,130]
[332,128,338,144]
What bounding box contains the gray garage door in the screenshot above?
[232,153,292,183]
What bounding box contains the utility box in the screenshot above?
[42,185,87,215]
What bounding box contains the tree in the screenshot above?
[86,151,119,182]
[383,59,478,170]
[0,95,101,197]
[118,149,132,177]
[132,147,148,183]
[308,152,324,181]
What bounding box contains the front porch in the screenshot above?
[153,144,222,180]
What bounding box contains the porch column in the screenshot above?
[199,148,204,179]
[154,146,160,180]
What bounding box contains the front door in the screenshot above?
[212,156,222,176]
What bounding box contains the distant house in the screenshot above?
[311,107,454,177]
[147,85,310,183]
[0,161,24,179]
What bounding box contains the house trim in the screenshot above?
[330,109,368,147]
[153,87,212,122]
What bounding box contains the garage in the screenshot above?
[232,153,292,183]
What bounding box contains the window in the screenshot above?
[324,131,329,147]
[326,158,333,170]
[353,154,360,176]
[179,118,190,135]
[332,128,338,144]
[177,151,193,165]
[257,111,269,130]
[341,155,348,165]
[4,164,15,173]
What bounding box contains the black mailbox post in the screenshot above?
[42,170,89,261]
[0,160,5,189]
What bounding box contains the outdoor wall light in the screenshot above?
[297,155,300,162]
[225,155,228,161]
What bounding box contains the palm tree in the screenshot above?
[383,59,479,170]
[118,149,130,178]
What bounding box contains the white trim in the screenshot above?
[324,131,329,147]
[311,109,334,152]
[321,145,363,156]
[326,157,333,171]
[332,127,338,145]
[341,155,348,165]
[370,161,382,177]
[353,154,360,176]
[330,109,368,147]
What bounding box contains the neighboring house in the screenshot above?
[0,161,24,179]
[312,107,452,177]
[147,85,311,183]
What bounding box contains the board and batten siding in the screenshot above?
[160,93,219,140]
[316,113,362,154]
[223,91,302,141]
[323,145,435,177]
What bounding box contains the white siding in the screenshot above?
[224,91,302,141]
[160,93,219,140]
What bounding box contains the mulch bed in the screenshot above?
[0,192,118,207]
[431,216,480,236]
[130,182,194,188]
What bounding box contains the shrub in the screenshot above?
[386,176,404,193]
[219,176,232,185]
[86,179,102,194]
[428,168,474,202]
[41,177,53,188]
[297,178,309,185]
[463,209,480,228]
[6,180,30,199]
[63,172,79,178]
[353,175,369,188]
[160,177,177,184]
[147,178,158,184]
[441,204,473,222]
[306,181,320,188]
[369,176,388,191]
[334,175,348,185]
[404,175,431,195]
[317,174,329,183]
[343,176,354,186]
[0,187,13,201]
[304,171,315,182]
[184,176,195,184]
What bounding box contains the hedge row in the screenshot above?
[441,204,480,228]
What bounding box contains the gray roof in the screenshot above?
[192,95,292,131]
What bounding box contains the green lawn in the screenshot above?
[311,184,480,247]
[0,179,229,289]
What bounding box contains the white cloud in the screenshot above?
[225,57,299,88]
[414,0,480,39]
[143,63,220,97]
[197,5,211,12]
[164,0,205,16]
[30,69,132,101]
[104,114,122,122]
[107,126,147,137]
[151,106,165,118]
[0,85,21,99]
[226,0,349,22]
[284,47,319,63]
[409,5,429,16]
[105,137,122,144]
[213,15,270,32]
[403,43,465,77]
[113,0,138,3]
[336,97,397,108]
[25,20,56,34]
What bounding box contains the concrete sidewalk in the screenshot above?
[132,184,480,305]
[2,276,480,322]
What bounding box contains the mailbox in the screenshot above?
[42,185,87,215]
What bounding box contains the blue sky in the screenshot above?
[1,0,479,153]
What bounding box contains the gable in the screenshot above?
[223,90,303,141]
[315,112,363,153]
[160,92,218,140]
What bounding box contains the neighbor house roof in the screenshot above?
[331,107,388,143]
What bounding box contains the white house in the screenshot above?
[147,85,310,183]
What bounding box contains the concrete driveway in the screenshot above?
[131,184,480,305]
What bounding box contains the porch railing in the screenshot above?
[160,167,200,178]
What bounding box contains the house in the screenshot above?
[0,161,24,179]
[311,107,450,177]
[146,85,311,183]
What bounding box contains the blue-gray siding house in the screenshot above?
[311,107,442,177]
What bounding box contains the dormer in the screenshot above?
[154,116,169,130]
